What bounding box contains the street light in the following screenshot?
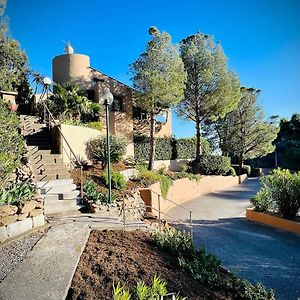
[42,77,52,123]
[99,87,114,205]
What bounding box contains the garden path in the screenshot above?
[167,178,300,300]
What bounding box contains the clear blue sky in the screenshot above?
[6,0,300,137]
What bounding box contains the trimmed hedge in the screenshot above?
[232,164,251,176]
[134,136,210,162]
[190,155,231,175]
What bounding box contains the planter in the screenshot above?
[246,208,300,235]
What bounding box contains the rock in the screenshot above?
[29,209,43,217]
[32,214,45,228]
[6,218,33,238]
[18,200,38,214]
[0,214,18,226]
[123,199,131,207]
[143,219,151,226]
[0,205,18,217]
[0,226,8,243]
[17,213,29,221]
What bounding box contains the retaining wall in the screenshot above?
[140,174,247,215]
[0,199,45,243]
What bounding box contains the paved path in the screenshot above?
[167,178,300,300]
[0,214,148,300]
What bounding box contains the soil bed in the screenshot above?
[68,230,230,300]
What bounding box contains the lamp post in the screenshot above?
[100,88,114,205]
[42,77,52,123]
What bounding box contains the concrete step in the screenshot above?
[31,156,63,164]
[34,167,67,176]
[43,190,80,200]
[44,198,83,216]
[37,179,74,188]
[40,183,77,194]
[29,149,60,158]
[33,162,66,172]
[35,173,70,181]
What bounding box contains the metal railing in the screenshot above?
[43,103,84,198]
[121,193,193,240]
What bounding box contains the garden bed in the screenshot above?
[67,230,273,300]
[246,208,300,235]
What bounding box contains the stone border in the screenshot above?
[0,199,45,243]
[246,208,300,235]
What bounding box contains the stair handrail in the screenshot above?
[43,102,83,198]
[122,199,193,240]
[149,190,193,239]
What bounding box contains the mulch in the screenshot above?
[67,230,229,300]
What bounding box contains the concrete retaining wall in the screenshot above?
[59,124,101,165]
[0,199,45,243]
[140,174,247,215]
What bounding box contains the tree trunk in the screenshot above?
[238,154,243,184]
[148,111,156,170]
[195,117,202,163]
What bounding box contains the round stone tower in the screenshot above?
[52,42,92,88]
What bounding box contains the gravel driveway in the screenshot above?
[167,178,300,300]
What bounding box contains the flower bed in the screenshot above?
[0,199,45,243]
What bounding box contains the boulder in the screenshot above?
[18,200,38,214]
[0,214,18,226]
[0,205,18,217]
[29,209,43,217]
[17,213,29,221]
[0,226,8,243]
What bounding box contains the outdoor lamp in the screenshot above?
[99,87,114,205]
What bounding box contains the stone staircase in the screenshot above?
[20,115,82,215]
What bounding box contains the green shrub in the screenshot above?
[86,135,127,168]
[153,229,220,284]
[83,180,108,203]
[133,136,210,162]
[231,164,251,176]
[175,137,210,159]
[227,166,236,176]
[102,170,126,190]
[251,169,300,219]
[86,121,102,131]
[0,101,25,188]
[0,182,37,205]
[138,169,172,198]
[190,155,231,175]
[270,169,300,219]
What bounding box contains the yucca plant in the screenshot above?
[113,282,131,300]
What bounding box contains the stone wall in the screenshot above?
[0,199,45,243]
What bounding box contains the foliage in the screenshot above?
[86,135,127,169]
[0,100,25,188]
[227,166,236,176]
[231,164,251,176]
[112,275,184,300]
[133,136,210,162]
[83,180,108,204]
[274,113,300,170]
[40,83,101,123]
[215,88,278,172]
[153,228,274,299]
[86,121,102,131]
[0,182,36,205]
[130,26,187,170]
[153,228,220,284]
[113,282,131,300]
[137,169,172,198]
[0,8,30,97]
[190,155,231,175]
[251,169,300,219]
[102,170,126,190]
[177,33,240,162]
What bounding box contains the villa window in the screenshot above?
[112,96,124,112]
